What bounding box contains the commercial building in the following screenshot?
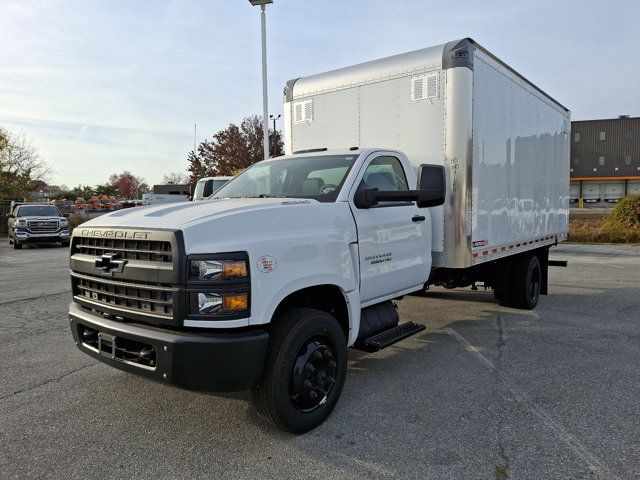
[570,116,640,203]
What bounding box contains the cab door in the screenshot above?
[349,153,431,305]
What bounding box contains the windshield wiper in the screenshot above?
[211,194,290,200]
[239,195,287,198]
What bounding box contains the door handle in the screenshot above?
[412,215,426,222]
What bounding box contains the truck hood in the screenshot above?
[81,198,319,229]
[78,197,357,255]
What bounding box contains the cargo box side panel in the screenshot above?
[287,89,360,153]
[359,74,446,253]
[288,72,447,253]
[471,51,570,256]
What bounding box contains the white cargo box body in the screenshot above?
[284,38,570,269]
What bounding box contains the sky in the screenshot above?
[1,0,639,188]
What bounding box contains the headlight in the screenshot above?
[187,253,251,319]
[60,219,69,227]
[194,292,249,314]
[16,220,27,227]
[189,259,248,281]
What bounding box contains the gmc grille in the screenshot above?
[28,220,59,232]
[71,272,175,318]
[74,237,173,263]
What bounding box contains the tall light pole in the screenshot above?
[269,113,281,157]
[248,0,273,161]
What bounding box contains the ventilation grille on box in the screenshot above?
[411,73,439,102]
[293,99,313,124]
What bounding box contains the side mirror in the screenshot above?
[416,164,446,208]
[7,213,15,219]
[63,213,70,218]
[354,185,379,209]
[202,180,214,198]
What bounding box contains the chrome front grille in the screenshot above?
[28,220,59,232]
[72,272,175,318]
[74,237,173,263]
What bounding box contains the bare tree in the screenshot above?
[0,128,52,199]
[162,172,189,184]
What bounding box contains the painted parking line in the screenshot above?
[445,327,621,480]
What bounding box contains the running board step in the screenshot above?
[357,322,426,352]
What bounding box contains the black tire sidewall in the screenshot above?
[525,256,541,307]
[268,309,347,433]
[511,254,541,309]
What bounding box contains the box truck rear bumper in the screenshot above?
[69,302,269,392]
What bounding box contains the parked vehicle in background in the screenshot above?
[118,199,144,209]
[68,38,569,433]
[74,197,88,213]
[8,204,69,249]
[99,195,117,210]
[50,199,75,216]
[87,196,104,210]
[142,193,190,205]
[192,176,233,201]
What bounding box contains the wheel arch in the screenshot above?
[268,283,360,345]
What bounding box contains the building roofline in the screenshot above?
[572,117,639,123]
[570,176,640,181]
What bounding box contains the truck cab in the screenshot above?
[68,148,444,432]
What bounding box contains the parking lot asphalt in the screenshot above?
[1,241,639,480]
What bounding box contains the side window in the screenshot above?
[360,156,409,207]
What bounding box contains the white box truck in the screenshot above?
[68,38,570,433]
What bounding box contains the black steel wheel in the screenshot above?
[290,338,338,412]
[253,308,347,434]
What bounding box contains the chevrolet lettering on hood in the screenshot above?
[80,229,150,240]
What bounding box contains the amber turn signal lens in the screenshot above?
[222,261,248,278]
[223,293,248,311]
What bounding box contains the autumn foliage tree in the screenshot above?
[187,115,284,183]
[108,171,149,199]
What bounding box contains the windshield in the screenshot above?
[212,155,357,202]
[17,205,61,217]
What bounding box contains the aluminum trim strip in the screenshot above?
[183,318,250,329]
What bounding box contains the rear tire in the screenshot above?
[508,254,541,310]
[252,308,347,434]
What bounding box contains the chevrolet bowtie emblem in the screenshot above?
[94,253,127,275]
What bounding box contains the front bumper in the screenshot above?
[15,230,69,243]
[69,302,269,392]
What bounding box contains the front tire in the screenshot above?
[253,308,347,434]
[13,240,22,249]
